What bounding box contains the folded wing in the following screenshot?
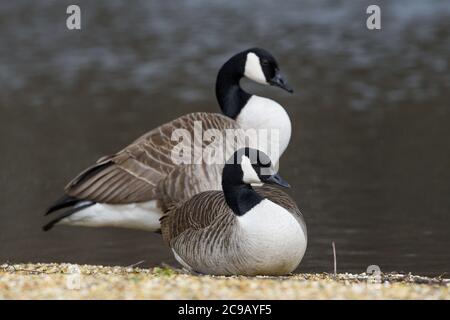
[64,112,240,204]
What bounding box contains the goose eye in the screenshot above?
[261,59,269,66]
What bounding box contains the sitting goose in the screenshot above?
[44,48,293,231]
[161,148,307,276]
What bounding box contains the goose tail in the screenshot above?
[43,197,163,232]
[43,196,96,231]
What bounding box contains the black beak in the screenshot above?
[265,173,291,188]
[269,72,293,93]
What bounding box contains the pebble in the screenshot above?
[0,263,448,299]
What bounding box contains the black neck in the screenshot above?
[222,165,263,216]
[215,53,252,119]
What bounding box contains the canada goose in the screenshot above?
[44,48,293,232]
[161,148,307,276]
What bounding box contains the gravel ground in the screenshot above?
[0,263,449,299]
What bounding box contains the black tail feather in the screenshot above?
[42,202,95,231]
[45,195,80,216]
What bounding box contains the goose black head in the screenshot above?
[243,48,293,93]
[216,48,293,119]
[223,148,290,189]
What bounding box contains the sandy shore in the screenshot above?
[0,263,448,299]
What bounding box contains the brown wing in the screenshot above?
[64,112,239,204]
[160,184,306,245]
[160,191,234,244]
[156,163,224,212]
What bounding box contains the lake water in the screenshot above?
[0,0,449,276]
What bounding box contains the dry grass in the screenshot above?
[0,263,449,299]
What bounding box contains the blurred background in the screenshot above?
[0,0,449,276]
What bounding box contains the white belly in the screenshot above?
[236,199,307,275]
[60,200,163,231]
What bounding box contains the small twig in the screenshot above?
[332,242,337,277]
[126,260,146,268]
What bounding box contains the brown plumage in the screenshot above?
[160,184,306,275]
[64,112,241,204]
[45,48,295,234]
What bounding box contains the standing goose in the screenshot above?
[161,148,307,276]
[44,48,293,231]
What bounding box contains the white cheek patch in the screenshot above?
[244,52,268,85]
[240,155,262,185]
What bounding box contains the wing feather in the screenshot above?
[64,112,239,203]
[161,184,305,245]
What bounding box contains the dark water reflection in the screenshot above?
[0,0,449,276]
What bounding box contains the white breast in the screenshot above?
[237,199,307,275]
[236,95,291,163]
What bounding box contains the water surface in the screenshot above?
[0,0,449,276]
